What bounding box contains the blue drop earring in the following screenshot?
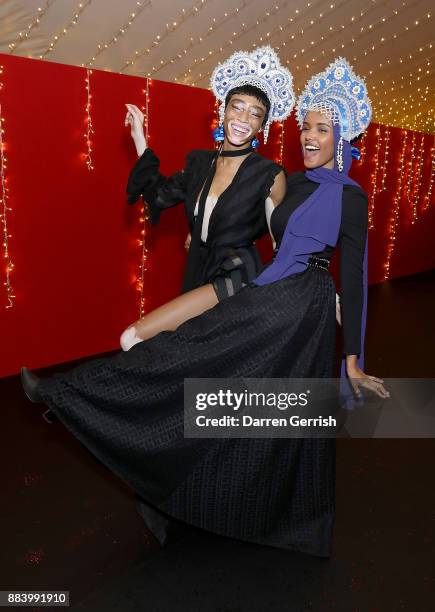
[212,125,225,142]
[251,137,260,149]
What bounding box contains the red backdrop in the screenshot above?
[0,53,434,377]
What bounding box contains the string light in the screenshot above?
[137,78,151,317]
[137,204,149,318]
[0,67,15,309]
[120,0,212,73]
[411,132,426,218]
[404,131,416,201]
[39,0,92,59]
[84,1,152,68]
[278,122,285,165]
[84,69,94,170]
[161,0,431,135]
[370,43,433,132]
[181,2,284,85]
[368,126,382,229]
[276,0,378,68]
[141,78,151,142]
[384,130,408,280]
[150,0,253,78]
[9,0,57,54]
[379,126,390,192]
[186,0,354,85]
[187,0,400,86]
[422,142,435,212]
[357,130,367,164]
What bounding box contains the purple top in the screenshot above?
[253,125,368,403]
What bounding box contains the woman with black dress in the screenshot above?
[22,57,388,557]
[120,46,295,350]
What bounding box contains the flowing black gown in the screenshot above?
[38,172,367,557]
[127,148,283,298]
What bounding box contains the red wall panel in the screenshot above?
[0,53,433,377]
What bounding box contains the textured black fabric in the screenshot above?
[126,148,283,295]
[206,244,262,300]
[35,168,369,557]
[272,172,368,355]
[39,267,336,557]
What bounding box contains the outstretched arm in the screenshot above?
[340,190,389,398]
[125,104,192,221]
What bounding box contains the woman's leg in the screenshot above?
[120,283,218,350]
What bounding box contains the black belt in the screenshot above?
[271,250,330,271]
[307,255,330,271]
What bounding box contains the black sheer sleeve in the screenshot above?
[263,164,287,200]
[338,187,368,356]
[126,149,196,224]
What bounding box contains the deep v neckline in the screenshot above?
[203,153,254,237]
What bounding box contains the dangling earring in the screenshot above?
[337,136,344,172]
[251,137,260,148]
[262,121,271,145]
[212,126,224,142]
[212,102,226,142]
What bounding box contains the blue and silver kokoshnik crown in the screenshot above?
[210,46,295,144]
[296,57,372,142]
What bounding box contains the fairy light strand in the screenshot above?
[138,78,151,317]
[358,130,367,164]
[408,132,421,223]
[180,1,285,85]
[150,0,253,79]
[9,0,57,54]
[422,142,435,212]
[278,122,285,165]
[0,71,15,308]
[137,203,149,318]
[404,131,416,201]
[121,0,212,73]
[84,0,152,67]
[187,0,399,86]
[379,126,390,192]
[384,130,408,280]
[39,0,92,59]
[84,69,94,170]
[411,133,426,217]
[368,126,382,229]
[165,0,431,134]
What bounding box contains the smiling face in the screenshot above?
[300,110,335,169]
[223,93,267,147]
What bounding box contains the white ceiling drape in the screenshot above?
[0,0,433,132]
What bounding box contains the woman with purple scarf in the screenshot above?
[21,59,388,557]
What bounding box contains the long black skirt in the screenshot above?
[38,267,337,557]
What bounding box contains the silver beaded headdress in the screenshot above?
[295,57,372,143]
[210,46,295,144]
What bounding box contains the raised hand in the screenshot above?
[125,103,147,156]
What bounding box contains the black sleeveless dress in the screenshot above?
[38,173,367,557]
[127,149,283,299]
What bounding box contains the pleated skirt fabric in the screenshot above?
[39,267,337,557]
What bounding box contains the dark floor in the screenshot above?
[1,270,435,611]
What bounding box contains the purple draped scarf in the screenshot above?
[253,125,368,402]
